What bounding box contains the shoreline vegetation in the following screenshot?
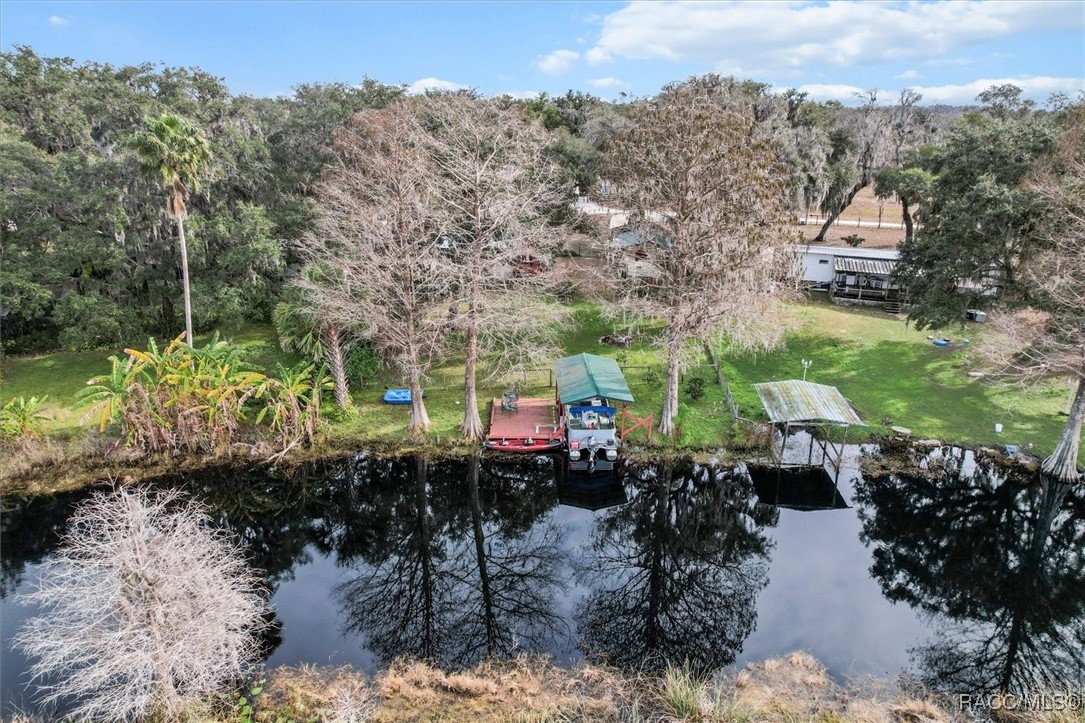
[8,652,1083,722]
[1,298,1076,495]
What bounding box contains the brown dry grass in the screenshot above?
[797,223,905,249]
[251,653,979,723]
[798,186,908,249]
[7,653,1082,722]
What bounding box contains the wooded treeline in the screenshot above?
[0,47,404,352]
[1,46,970,356]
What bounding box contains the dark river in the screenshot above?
[2,443,1084,714]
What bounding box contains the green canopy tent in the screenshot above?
[554,353,635,406]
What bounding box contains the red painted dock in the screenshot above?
[484,397,564,453]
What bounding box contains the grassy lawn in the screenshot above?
[2,299,1077,459]
[0,325,302,435]
[722,296,1073,455]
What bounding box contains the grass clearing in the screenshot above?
[0,325,301,436]
[1,298,1077,460]
[721,296,1073,455]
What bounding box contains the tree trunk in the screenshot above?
[177,216,194,346]
[813,182,868,243]
[323,324,350,409]
[644,464,671,654]
[901,197,914,244]
[414,456,436,659]
[466,454,498,654]
[1041,376,1085,483]
[408,367,431,439]
[460,315,483,440]
[658,339,681,436]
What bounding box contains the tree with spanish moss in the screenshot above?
[298,101,454,437]
[604,77,799,437]
[417,93,571,440]
[979,105,1085,482]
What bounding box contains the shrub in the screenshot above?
[53,292,134,351]
[642,367,662,387]
[345,342,383,388]
[684,376,707,401]
[14,486,267,722]
[76,334,329,454]
[0,395,49,440]
[842,234,865,248]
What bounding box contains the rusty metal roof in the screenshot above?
[753,380,864,425]
[833,257,897,275]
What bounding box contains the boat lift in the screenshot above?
[753,380,866,485]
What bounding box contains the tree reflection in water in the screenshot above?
[332,454,568,668]
[855,447,1085,695]
[575,460,778,671]
[1,491,86,599]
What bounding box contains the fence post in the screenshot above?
[704,340,738,420]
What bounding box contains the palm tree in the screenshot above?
[130,114,211,346]
[274,265,355,409]
[273,299,352,410]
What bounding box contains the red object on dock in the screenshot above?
[484,397,564,453]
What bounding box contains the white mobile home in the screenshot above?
[799,245,903,311]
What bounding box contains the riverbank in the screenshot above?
[251,653,969,722]
[2,298,1077,495]
[13,652,1073,722]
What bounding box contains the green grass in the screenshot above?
[1,300,1078,459]
[722,297,1074,454]
[0,325,301,435]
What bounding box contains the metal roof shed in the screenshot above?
[753,380,865,481]
[554,353,635,406]
[754,380,863,426]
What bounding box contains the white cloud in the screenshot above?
[896,69,921,80]
[48,15,70,26]
[588,77,629,89]
[587,1,1079,71]
[585,47,613,65]
[911,76,1085,104]
[796,83,867,102]
[406,77,469,95]
[535,49,580,75]
[499,90,542,100]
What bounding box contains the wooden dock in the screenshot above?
[484,397,564,453]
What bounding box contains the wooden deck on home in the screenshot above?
[484,397,564,453]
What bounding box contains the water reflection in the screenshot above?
[8,445,1078,712]
[576,461,778,670]
[331,454,568,668]
[856,447,1085,695]
[0,491,84,599]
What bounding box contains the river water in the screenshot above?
[2,443,1083,714]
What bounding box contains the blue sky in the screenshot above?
[2,1,1083,105]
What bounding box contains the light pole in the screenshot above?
[801,358,812,382]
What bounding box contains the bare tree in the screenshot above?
[605,79,799,436]
[417,94,572,439]
[299,101,454,437]
[980,109,1085,482]
[14,486,266,722]
[812,90,892,243]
